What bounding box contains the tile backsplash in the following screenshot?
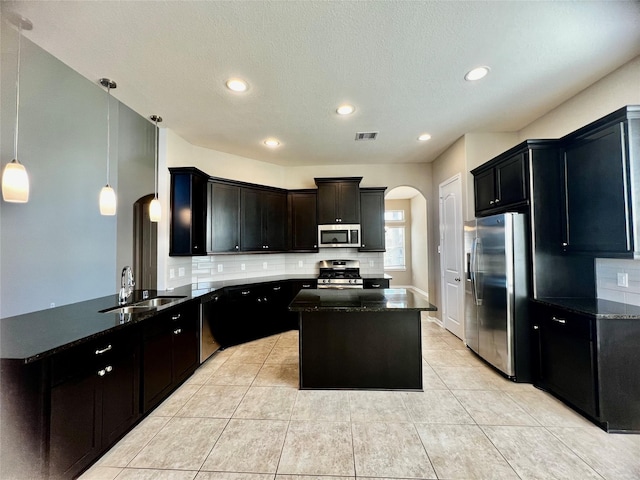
[596,258,640,306]
[189,250,384,287]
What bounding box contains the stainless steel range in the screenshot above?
[317,259,363,289]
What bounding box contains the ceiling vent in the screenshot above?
[355,131,378,141]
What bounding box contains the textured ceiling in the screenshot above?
[3,1,640,166]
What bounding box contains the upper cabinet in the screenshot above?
[560,106,640,258]
[288,190,318,252]
[359,187,386,252]
[208,180,240,253]
[472,150,528,216]
[240,187,287,252]
[315,177,362,224]
[169,167,208,256]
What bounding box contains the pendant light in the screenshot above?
[99,78,117,215]
[2,16,32,203]
[149,115,162,222]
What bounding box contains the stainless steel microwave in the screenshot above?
[318,224,361,248]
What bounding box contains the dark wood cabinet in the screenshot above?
[142,301,199,413]
[315,177,362,224]
[241,188,287,252]
[363,278,389,289]
[560,106,640,257]
[359,187,386,251]
[49,329,140,478]
[208,180,241,253]
[531,299,640,432]
[532,303,598,418]
[288,190,318,251]
[472,151,528,216]
[169,167,208,256]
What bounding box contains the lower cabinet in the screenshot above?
[363,278,389,289]
[142,301,199,413]
[532,304,597,418]
[49,328,141,479]
[531,301,640,432]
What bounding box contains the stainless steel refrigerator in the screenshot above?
[464,212,532,382]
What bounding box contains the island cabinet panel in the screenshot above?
[560,106,640,257]
[472,150,528,216]
[359,187,386,251]
[288,190,318,252]
[299,311,422,390]
[208,180,241,253]
[49,328,141,479]
[169,167,209,256]
[315,177,362,224]
[142,301,199,413]
[241,187,287,252]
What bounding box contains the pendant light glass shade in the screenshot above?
[99,78,117,215]
[2,159,29,202]
[149,197,161,222]
[149,114,162,222]
[99,185,116,215]
[2,17,32,204]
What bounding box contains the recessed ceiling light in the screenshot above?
[226,78,248,92]
[418,133,432,141]
[464,66,490,81]
[336,104,355,115]
[264,138,280,147]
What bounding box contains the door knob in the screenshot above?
[455,277,461,282]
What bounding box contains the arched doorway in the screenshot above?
[384,186,429,298]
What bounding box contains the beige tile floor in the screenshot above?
[81,316,640,480]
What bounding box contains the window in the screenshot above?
[384,210,406,270]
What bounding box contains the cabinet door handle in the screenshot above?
[372,284,380,288]
[171,313,181,321]
[551,316,566,324]
[495,198,500,203]
[273,286,281,291]
[235,245,239,250]
[241,290,251,296]
[173,328,182,335]
[489,200,495,205]
[105,365,113,373]
[302,284,311,288]
[562,242,568,247]
[95,344,112,355]
[533,325,539,330]
[98,369,106,377]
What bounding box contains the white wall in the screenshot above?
[410,193,429,295]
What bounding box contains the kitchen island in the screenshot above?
[289,288,437,390]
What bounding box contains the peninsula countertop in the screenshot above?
[289,288,438,312]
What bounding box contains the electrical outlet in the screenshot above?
[178,267,185,277]
[217,264,223,273]
[298,260,303,268]
[617,272,629,287]
[241,263,246,271]
[169,268,175,279]
[50,302,55,308]
[263,262,268,270]
[369,260,375,267]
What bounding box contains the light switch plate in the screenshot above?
[298,260,304,268]
[169,268,175,279]
[178,267,185,277]
[263,262,268,270]
[241,263,246,271]
[217,264,223,272]
[617,272,629,287]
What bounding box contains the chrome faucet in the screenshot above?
[118,266,135,305]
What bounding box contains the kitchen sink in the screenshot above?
[100,295,186,314]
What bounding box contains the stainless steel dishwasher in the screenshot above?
[200,293,222,362]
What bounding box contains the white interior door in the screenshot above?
[439,174,464,339]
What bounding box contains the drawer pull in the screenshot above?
[171,313,181,321]
[95,344,112,355]
[302,284,311,288]
[273,286,281,291]
[533,325,539,330]
[173,328,182,335]
[372,284,380,288]
[241,290,251,296]
[551,316,566,324]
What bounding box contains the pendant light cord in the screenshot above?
[106,84,111,185]
[13,23,22,161]
[154,117,158,199]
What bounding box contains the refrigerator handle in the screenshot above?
[470,237,479,305]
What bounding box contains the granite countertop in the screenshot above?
[1,273,394,363]
[289,288,437,312]
[533,297,640,319]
